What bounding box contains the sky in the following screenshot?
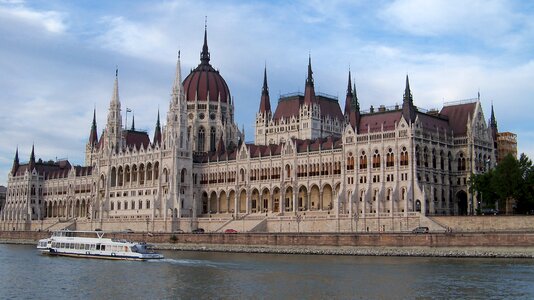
[0,0,533,185]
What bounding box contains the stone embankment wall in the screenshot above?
[430,216,534,232]
[3,230,534,248]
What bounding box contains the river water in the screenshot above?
[1,244,534,299]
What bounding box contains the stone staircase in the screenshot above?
[217,215,267,233]
[44,218,77,232]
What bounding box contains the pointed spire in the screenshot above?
[89,108,98,145]
[173,50,183,94]
[11,147,19,175]
[306,54,314,87]
[403,74,412,104]
[200,17,210,65]
[303,54,316,105]
[490,103,498,142]
[259,65,271,113]
[111,67,120,104]
[153,110,162,145]
[344,70,353,116]
[402,75,416,123]
[29,144,36,171]
[131,115,135,131]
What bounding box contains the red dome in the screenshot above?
[183,28,230,103]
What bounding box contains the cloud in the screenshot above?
[0,2,67,33]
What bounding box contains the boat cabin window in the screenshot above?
[101,245,106,251]
[85,244,90,250]
[96,244,101,250]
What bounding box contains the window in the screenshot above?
[360,152,367,170]
[386,148,394,167]
[372,150,381,168]
[198,127,205,152]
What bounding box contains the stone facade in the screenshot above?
[0,29,498,232]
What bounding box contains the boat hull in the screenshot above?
[42,249,163,261]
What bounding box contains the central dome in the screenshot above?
[183,28,231,103]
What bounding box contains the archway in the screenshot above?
[322,184,332,210]
[209,191,217,214]
[272,188,280,213]
[219,191,228,213]
[251,189,260,213]
[239,190,247,213]
[457,190,468,215]
[261,188,270,213]
[310,185,320,210]
[285,187,293,212]
[298,186,308,211]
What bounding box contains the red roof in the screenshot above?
[359,110,402,133]
[440,102,476,136]
[124,130,150,150]
[273,94,343,121]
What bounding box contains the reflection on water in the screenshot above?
[1,244,534,299]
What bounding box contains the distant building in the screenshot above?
[497,132,517,163]
[0,185,6,213]
[0,27,499,231]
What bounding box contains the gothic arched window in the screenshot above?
[198,127,205,152]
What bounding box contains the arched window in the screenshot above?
[110,167,117,187]
[146,163,152,181]
[125,165,131,183]
[346,154,354,170]
[386,148,394,167]
[372,150,381,169]
[154,162,159,180]
[360,151,367,170]
[210,127,216,152]
[440,151,444,170]
[198,127,205,152]
[400,147,409,166]
[458,153,466,171]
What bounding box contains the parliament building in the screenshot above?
[0,28,499,232]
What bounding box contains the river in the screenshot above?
[1,244,533,299]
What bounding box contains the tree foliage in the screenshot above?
[471,153,534,214]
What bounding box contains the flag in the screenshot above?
[126,108,132,113]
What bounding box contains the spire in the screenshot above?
[403,74,412,104]
[130,115,135,131]
[29,144,35,171]
[173,51,183,95]
[303,54,316,105]
[112,67,120,104]
[344,70,353,116]
[153,110,162,145]
[490,103,498,142]
[89,108,98,146]
[306,54,314,87]
[200,17,210,65]
[258,65,271,113]
[11,147,19,175]
[344,72,361,131]
[402,75,416,123]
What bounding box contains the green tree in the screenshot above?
[471,153,534,214]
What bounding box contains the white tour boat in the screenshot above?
[37,230,164,260]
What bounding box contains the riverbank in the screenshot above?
[3,238,533,258]
[156,243,534,258]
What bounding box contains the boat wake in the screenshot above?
[150,258,241,269]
